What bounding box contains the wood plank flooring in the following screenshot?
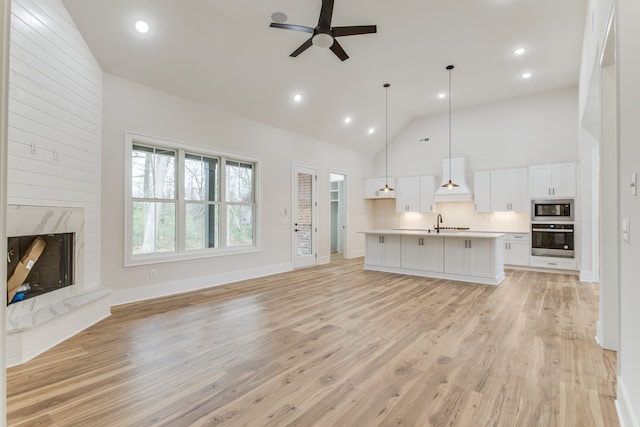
[7,258,619,426]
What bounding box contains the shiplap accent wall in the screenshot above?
[7,0,102,289]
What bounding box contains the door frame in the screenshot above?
[329,170,348,259]
[292,163,317,269]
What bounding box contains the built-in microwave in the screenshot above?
[531,199,574,222]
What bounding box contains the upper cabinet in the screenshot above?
[474,168,528,212]
[490,168,528,212]
[474,171,492,213]
[395,175,436,213]
[364,177,396,199]
[529,163,576,199]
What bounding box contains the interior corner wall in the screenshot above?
[1,0,10,420]
[7,0,102,290]
[374,86,579,178]
[101,73,371,304]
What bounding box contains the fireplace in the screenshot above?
[6,205,112,367]
[7,233,75,304]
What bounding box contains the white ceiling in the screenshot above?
[61,0,587,157]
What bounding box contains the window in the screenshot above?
[126,134,258,265]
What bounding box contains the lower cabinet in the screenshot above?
[444,237,497,278]
[401,236,444,272]
[363,233,505,285]
[365,234,401,268]
[504,233,530,266]
[530,255,577,270]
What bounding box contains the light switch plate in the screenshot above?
[631,172,637,196]
[622,218,630,243]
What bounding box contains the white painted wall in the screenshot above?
[101,74,372,304]
[615,0,640,424]
[579,0,640,424]
[1,0,10,420]
[375,87,578,177]
[7,0,102,291]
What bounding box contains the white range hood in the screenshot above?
[433,157,474,202]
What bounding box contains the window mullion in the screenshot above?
[176,149,186,253]
[219,156,227,248]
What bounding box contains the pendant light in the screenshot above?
[442,65,459,189]
[379,83,394,193]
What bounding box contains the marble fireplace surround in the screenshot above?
[6,205,111,367]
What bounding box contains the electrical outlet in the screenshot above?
[30,142,37,154]
[149,269,157,279]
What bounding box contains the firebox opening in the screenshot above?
[7,233,75,305]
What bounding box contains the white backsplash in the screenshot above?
[372,200,530,232]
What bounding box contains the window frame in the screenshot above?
[124,132,260,266]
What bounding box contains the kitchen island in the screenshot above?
[362,229,505,285]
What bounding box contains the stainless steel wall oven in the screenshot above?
[531,223,574,258]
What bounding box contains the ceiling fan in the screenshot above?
[269,0,377,61]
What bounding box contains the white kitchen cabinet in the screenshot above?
[364,177,396,199]
[490,168,528,212]
[444,237,497,278]
[419,175,436,213]
[401,235,444,272]
[474,171,492,213]
[529,255,577,270]
[395,175,436,213]
[504,233,530,266]
[396,176,420,212]
[529,163,576,199]
[363,231,505,285]
[365,234,401,267]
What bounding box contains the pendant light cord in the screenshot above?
[385,83,389,185]
[448,66,452,182]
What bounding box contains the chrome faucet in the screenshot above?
[435,214,443,233]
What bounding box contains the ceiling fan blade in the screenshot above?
[329,40,349,61]
[318,0,335,28]
[332,25,377,37]
[290,37,314,57]
[270,22,314,34]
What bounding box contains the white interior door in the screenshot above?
[293,164,317,268]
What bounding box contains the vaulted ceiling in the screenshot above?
[61,0,587,156]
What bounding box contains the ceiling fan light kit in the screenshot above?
[269,0,377,61]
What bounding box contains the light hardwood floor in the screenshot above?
[7,258,619,426]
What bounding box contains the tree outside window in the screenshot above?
[129,139,257,261]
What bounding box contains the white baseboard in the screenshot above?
[579,270,595,282]
[617,376,640,427]
[345,250,364,259]
[110,262,292,306]
[318,255,331,265]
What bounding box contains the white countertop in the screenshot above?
[361,229,505,238]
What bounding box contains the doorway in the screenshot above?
[292,164,317,269]
[329,172,347,260]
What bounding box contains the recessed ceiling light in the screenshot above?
[522,72,532,79]
[344,117,352,124]
[135,20,149,34]
[368,128,375,134]
[513,47,526,55]
[293,93,302,103]
[438,93,446,99]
